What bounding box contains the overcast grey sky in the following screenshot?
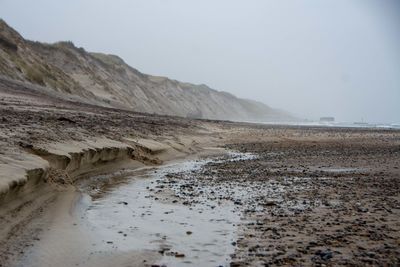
[1,0,399,123]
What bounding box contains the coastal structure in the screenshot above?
[320,117,335,122]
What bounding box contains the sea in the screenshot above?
[258,121,400,130]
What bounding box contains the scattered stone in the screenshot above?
[57,116,76,123]
[314,249,333,261]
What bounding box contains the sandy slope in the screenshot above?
[0,19,292,122]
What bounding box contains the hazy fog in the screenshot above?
[1,0,399,123]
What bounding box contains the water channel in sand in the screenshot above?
[19,152,255,267]
[85,158,240,267]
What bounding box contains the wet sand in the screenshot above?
[156,130,400,266]
[2,127,400,266]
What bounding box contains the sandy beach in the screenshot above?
[0,77,399,266]
[159,129,400,266]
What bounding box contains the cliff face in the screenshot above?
[0,19,292,121]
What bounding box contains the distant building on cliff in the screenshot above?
[320,117,335,122]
